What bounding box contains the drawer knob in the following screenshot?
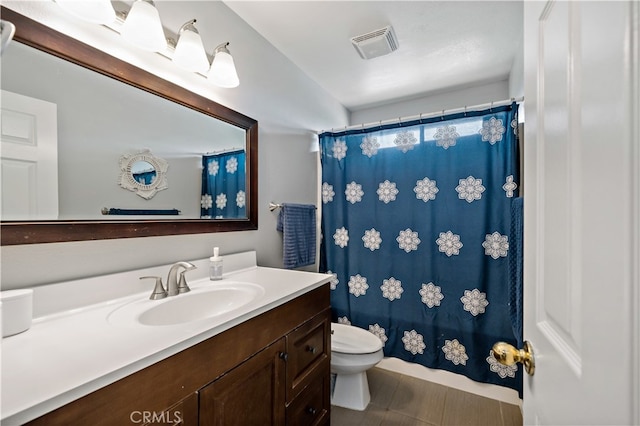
[279,351,288,362]
[306,407,317,416]
[307,346,317,354]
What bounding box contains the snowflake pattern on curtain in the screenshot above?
[319,103,522,393]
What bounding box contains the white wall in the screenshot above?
[0,1,349,289]
[508,34,525,99]
[350,79,510,125]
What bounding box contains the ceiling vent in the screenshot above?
[350,25,398,60]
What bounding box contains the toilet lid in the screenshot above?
[331,323,383,354]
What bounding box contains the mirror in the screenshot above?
[131,161,157,185]
[2,38,248,220]
[0,7,258,245]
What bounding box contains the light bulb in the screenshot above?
[173,20,210,74]
[120,0,166,52]
[208,43,239,88]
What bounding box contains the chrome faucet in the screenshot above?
[166,261,197,296]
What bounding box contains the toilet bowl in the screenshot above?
[330,322,384,411]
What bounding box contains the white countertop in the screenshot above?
[0,252,331,425]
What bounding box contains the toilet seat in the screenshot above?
[331,323,383,354]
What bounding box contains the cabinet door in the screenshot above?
[141,392,198,426]
[199,338,286,426]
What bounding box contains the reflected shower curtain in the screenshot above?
[132,170,156,185]
[320,103,522,392]
[200,150,246,219]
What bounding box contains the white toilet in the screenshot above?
[330,322,384,411]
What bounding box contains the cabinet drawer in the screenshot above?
[286,364,330,426]
[286,309,330,400]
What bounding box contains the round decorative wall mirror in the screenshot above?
[119,150,168,199]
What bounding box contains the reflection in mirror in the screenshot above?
[131,161,157,185]
[2,41,246,219]
[118,150,168,200]
[0,7,258,245]
[201,149,246,219]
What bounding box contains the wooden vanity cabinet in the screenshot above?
[199,338,287,425]
[27,284,330,426]
[285,310,331,425]
[199,308,331,426]
[285,364,331,426]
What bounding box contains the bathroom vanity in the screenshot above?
[1,252,332,425]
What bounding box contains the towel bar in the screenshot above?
[269,202,282,212]
[101,207,181,215]
[269,202,317,212]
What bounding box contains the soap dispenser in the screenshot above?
[209,247,223,280]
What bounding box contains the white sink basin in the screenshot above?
[108,281,265,326]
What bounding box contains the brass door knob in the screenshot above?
[492,341,535,376]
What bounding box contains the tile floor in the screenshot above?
[330,367,523,426]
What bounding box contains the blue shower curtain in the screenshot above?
[201,150,246,219]
[320,103,522,393]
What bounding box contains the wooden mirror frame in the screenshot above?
[0,7,258,245]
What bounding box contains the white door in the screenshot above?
[0,90,58,220]
[522,1,639,425]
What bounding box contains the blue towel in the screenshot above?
[508,197,524,348]
[277,203,316,269]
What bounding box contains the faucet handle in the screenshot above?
[140,276,167,300]
[177,271,191,294]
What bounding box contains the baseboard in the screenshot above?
[376,357,522,406]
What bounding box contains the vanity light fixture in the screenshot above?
[54,0,240,88]
[0,20,16,54]
[120,0,166,52]
[172,19,210,74]
[208,42,240,88]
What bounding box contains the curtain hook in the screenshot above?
[419,113,423,123]
[490,101,494,112]
[441,109,445,120]
[464,105,467,117]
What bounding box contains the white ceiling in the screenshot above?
[223,1,523,112]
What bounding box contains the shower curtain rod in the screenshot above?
[320,96,524,134]
[204,146,244,155]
